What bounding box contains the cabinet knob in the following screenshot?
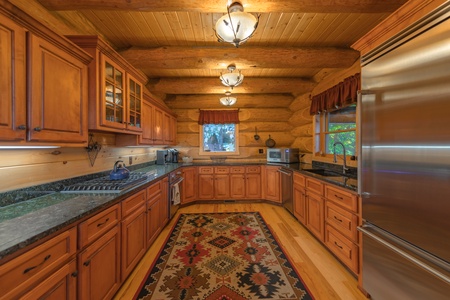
[83,260,91,266]
[71,271,78,277]
[17,125,26,130]
[34,127,42,132]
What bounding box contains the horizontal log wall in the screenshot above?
[0,133,162,192]
[168,94,296,162]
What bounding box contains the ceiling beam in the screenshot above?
[119,46,359,70]
[38,0,408,13]
[147,77,317,95]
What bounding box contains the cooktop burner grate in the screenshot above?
[61,173,148,193]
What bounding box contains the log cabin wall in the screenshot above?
[0,133,163,192]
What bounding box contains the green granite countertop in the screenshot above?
[0,161,357,260]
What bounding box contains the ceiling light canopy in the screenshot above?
[220,91,237,106]
[220,64,244,90]
[215,1,259,47]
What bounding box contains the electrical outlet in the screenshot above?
[129,156,133,165]
[259,149,264,154]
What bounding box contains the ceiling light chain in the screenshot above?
[214,1,260,48]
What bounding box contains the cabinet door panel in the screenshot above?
[140,101,154,144]
[121,205,146,279]
[181,167,197,203]
[198,174,214,199]
[147,200,160,245]
[0,16,26,141]
[294,185,306,225]
[28,34,88,144]
[246,173,261,199]
[78,225,121,300]
[214,174,230,199]
[306,191,325,242]
[230,174,245,198]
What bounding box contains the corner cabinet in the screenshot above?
[0,7,91,146]
[66,36,146,135]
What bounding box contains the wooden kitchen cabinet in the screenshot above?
[160,177,169,227]
[262,165,281,203]
[0,8,91,146]
[78,225,121,300]
[0,227,77,300]
[198,167,230,200]
[230,166,261,199]
[181,167,197,204]
[66,35,147,135]
[0,14,26,142]
[146,181,163,246]
[20,259,77,300]
[293,172,307,225]
[121,190,147,280]
[306,178,325,242]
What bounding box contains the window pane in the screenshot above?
[325,131,356,155]
[202,124,236,152]
[327,104,356,132]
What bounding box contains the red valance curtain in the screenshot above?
[310,73,360,115]
[198,110,240,125]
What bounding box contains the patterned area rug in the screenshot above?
[134,212,314,299]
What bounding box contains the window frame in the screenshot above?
[314,103,357,159]
[199,123,240,156]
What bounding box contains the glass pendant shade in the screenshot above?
[220,64,244,89]
[220,91,237,106]
[215,1,259,47]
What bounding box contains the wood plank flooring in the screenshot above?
[114,203,367,299]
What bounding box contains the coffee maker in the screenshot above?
[170,149,179,163]
[156,150,168,165]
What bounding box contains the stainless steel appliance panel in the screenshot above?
[279,168,294,215]
[360,14,450,262]
[360,223,450,300]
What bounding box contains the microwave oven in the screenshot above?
[267,148,300,163]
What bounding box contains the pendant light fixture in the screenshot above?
[220,64,244,90]
[214,1,259,47]
[220,91,237,106]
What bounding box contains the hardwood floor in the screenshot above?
[114,203,367,299]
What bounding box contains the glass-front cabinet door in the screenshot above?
[127,75,143,133]
[101,55,126,130]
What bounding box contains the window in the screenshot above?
[198,110,240,156]
[314,104,356,156]
[200,124,239,155]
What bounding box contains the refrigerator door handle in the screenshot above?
[358,225,450,284]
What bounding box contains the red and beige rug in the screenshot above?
[134,212,314,299]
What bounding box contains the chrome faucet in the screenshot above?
[333,142,348,174]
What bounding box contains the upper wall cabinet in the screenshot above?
[0,4,92,146]
[66,36,147,135]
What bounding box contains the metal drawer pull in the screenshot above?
[334,194,344,200]
[333,215,343,222]
[23,254,51,274]
[334,241,343,249]
[83,260,91,266]
[97,217,110,227]
[34,127,42,132]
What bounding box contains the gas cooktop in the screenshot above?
[61,173,148,193]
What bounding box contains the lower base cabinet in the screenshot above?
[21,259,77,300]
[306,191,325,243]
[78,225,121,300]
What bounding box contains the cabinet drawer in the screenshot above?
[79,204,120,248]
[0,227,77,300]
[230,166,245,173]
[325,185,357,212]
[306,177,324,195]
[325,201,358,242]
[122,189,146,217]
[325,224,359,274]
[293,172,306,187]
[214,166,229,174]
[245,166,261,174]
[147,180,162,199]
[198,166,214,174]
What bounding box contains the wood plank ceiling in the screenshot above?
[37,0,408,100]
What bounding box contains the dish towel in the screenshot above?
[172,183,181,205]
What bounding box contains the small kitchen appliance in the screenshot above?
[267,148,299,163]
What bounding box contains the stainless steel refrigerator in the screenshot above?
[358,3,450,299]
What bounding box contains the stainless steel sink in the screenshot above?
[302,168,344,177]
